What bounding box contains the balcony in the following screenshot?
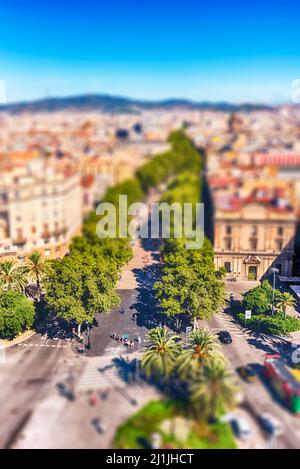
[13,236,27,247]
[41,230,51,239]
[53,226,67,237]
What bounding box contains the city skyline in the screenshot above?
[1,0,300,104]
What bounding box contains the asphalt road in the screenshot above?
[0,343,70,448]
[204,307,300,449]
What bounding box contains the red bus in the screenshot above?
[264,354,300,414]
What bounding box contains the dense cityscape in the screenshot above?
[1,0,300,459]
[0,103,300,450]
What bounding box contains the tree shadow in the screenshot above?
[131,262,192,333]
[246,336,279,355]
[112,356,142,386]
[33,299,73,339]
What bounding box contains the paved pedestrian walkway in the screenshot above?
[76,354,142,392]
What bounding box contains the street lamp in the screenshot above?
[271,267,279,316]
[86,324,92,350]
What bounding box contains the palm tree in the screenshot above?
[0,260,28,293]
[178,328,223,378]
[25,252,49,301]
[141,327,180,379]
[275,292,296,320]
[189,358,238,421]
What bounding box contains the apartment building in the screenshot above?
[213,189,297,280]
[0,159,82,260]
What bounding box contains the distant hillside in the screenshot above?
[0,93,273,114]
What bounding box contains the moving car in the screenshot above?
[237,365,257,382]
[258,413,283,435]
[231,416,252,441]
[219,330,232,344]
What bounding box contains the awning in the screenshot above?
[290,285,300,300]
[278,276,300,283]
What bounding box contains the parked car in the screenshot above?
[237,365,257,382]
[258,413,283,435]
[219,330,233,344]
[231,416,252,441]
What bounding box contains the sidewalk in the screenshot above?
[1,330,36,349]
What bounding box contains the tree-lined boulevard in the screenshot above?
[1,131,300,449]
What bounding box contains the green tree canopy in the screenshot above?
[0,260,28,293]
[275,292,296,320]
[0,290,35,338]
[45,252,120,327]
[189,358,239,420]
[243,280,280,315]
[141,326,181,379]
[155,250,225,321]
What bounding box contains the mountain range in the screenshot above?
[0,93,273,114]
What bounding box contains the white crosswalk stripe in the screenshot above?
[76,354,141,392]
[17,339,68,349]
[214,313,247,337]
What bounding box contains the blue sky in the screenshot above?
[0,0,299,103]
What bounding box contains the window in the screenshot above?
[251,225,258,236]
[249,238,257,250]
[275,239,283,251]
[277,226,284,236]
[226,225,232,235]
[224,261,231,273]
[224,237,232,250]
[0,192,8,203]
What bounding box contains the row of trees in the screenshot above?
[0,130,211,338]
[0,252,48,297]
[141,326,238,421]
[154,138,226,326]
[0,252,48,338]
[136,130,203,193]
[42,130,202,333]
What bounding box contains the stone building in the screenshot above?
[213,192,297,280]
[0,159,82,261]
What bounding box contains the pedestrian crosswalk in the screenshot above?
[17,337,70,350]
[76,354,142,392]
[213,312,247,338]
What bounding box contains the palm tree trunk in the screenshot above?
[36,275,41,302]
